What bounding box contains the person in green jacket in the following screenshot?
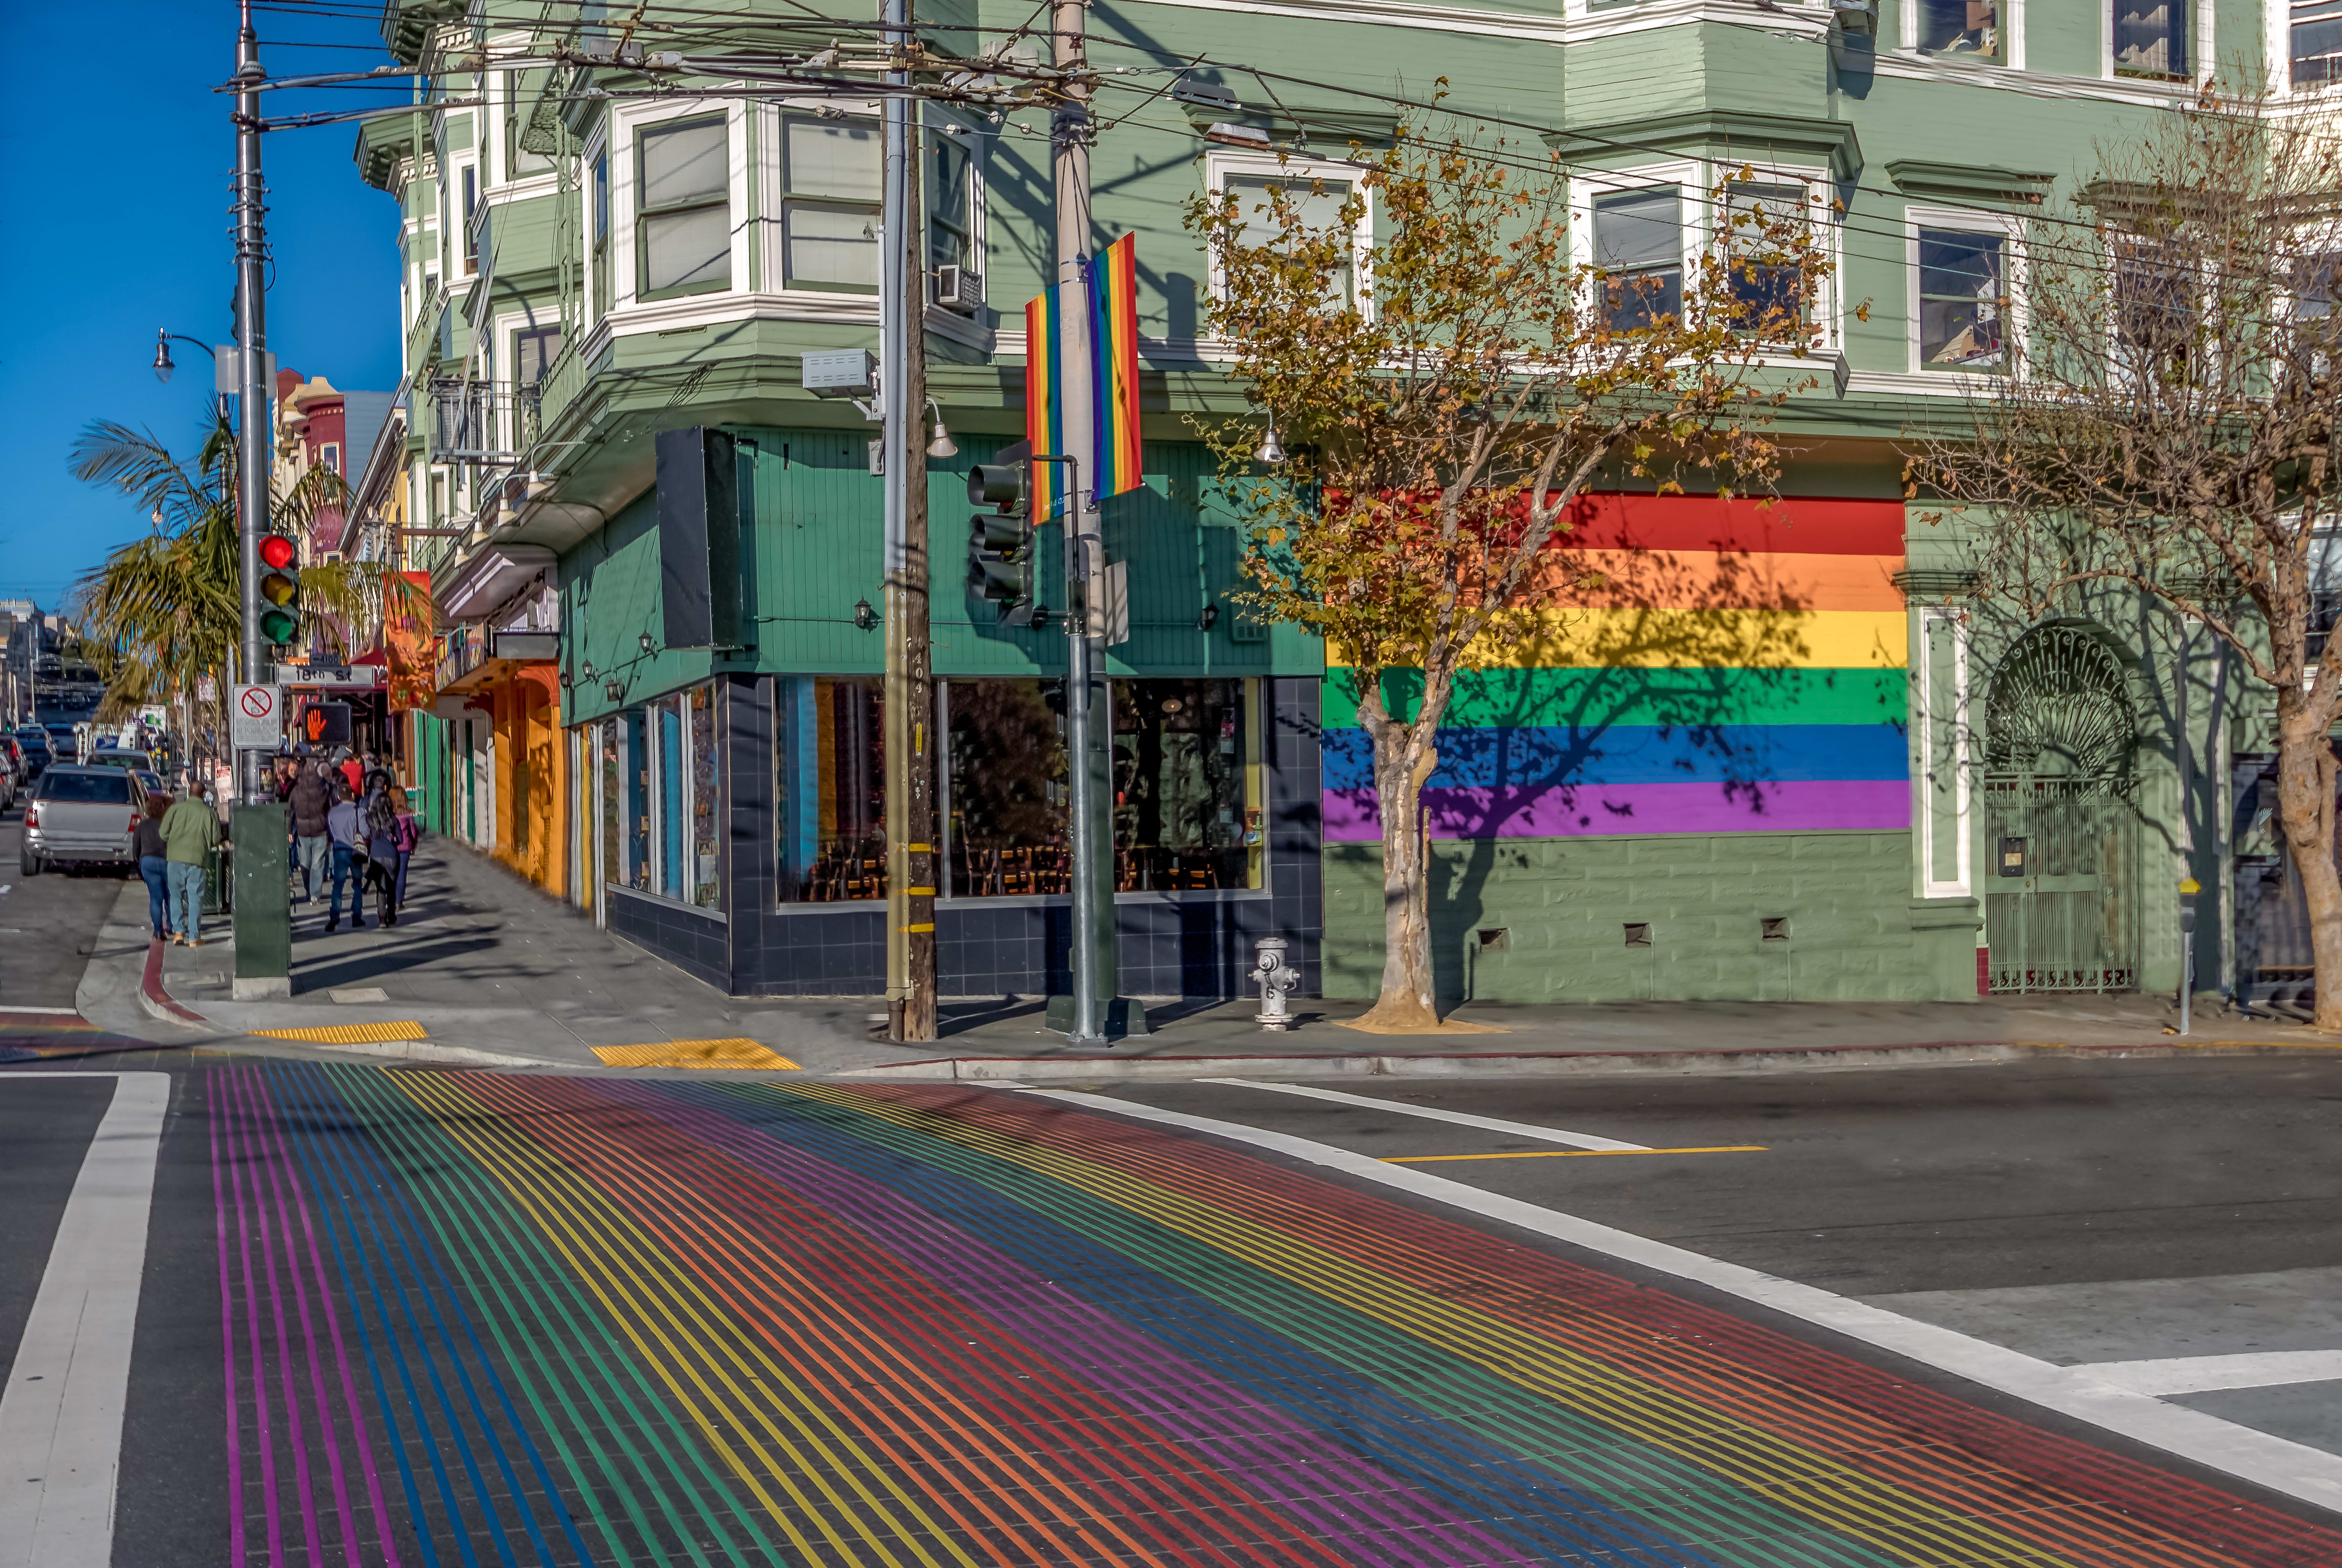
[161,779,229,946]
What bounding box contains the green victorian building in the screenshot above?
[352,0,2309,1007]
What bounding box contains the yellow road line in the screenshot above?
[252,1020,427,1044]
[1386,1145,1769,1164]
[592,1038,801,1070]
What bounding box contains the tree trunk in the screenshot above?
[1357,678,1444,1030]
[2275,700,2342,1031]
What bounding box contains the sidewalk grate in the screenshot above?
[252,1021,429,1045]
[592,1037,801,1070]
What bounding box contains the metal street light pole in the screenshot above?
[233,0,272,801]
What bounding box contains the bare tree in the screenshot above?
[1912,83,2342,1028]
[1190,116,1833,1028]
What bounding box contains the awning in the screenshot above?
[441,544,557,623]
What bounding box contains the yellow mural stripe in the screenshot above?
[782,1083,2083,1568]
[1336,609,1908,670]
[253,1020,428,1044]
[592,1038,802,1071]
[387,1072,980,1568]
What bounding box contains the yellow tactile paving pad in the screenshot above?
[591,1037,801,1070]
[252,1021,430,1044]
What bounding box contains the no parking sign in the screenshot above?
[231,683,283,750]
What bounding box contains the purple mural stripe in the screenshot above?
[242,1066,343,1566]
[596,1080,1526,1568]
[225,1067,284,1567]
[235,1065,317,1565]
[209,1071,246,1568]
[1324,779,1912,841]
[247,1064,403,1567]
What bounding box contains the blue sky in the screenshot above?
[0,1,409,612]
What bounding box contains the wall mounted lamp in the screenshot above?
[852,597,880,631]
[579,659,595,682]
[1196,603,1220,632]
[604,679,625,702]
[638,632,655,654]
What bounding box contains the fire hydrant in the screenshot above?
[1252,937,1299,1030]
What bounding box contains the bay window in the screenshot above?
[1917,228,2007,371]
[1918,0,2000,57]
[1724,181,1808,329]
[780,114,882,292]
[637,116,731,299]
[1223,170,1359,306]
[1593,187,1683,330]
[2113,0,2186,77]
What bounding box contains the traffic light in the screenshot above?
[258,534,301,645]
[965,449,1046,628]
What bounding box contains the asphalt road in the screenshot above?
[3,1050,2342,1564]
[0,793,134,1010]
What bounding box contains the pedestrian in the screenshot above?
[132,794,172,942]
[338,748,364,799]
[160,777,227,946]
[288,760,332,907]
[325,776,364,933]
[363,778,402,927]
[389,783,421,910]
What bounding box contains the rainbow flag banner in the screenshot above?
[1325,493,1913,840]
[202,1062,2342,1568]
[1024,233,1144,517]
[1088,232,1144,499]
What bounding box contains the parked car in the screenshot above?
[20,766,144,875]
[0,741,16,810]
[13,728,52,780]
[83,750,155,775]
[132,769,166,796]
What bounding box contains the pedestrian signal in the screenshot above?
[258,534,302,644]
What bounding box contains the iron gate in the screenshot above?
[1981,625,2141,994]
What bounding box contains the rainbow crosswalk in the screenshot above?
[208,1065,2342,1567]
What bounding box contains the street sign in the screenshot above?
[231,683,283,749]
[276,664,385,689]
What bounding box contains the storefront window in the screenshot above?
[657,698,685,900]
[598,721,621,896]
[775,676,886,901]
[1112,678,1261,891]
[945,678,1070,897]
[689,685,720,907]
[624,708,650,891]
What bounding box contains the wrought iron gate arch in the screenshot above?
[1981,623,2143,993]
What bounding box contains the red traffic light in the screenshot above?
[260,534,297,571]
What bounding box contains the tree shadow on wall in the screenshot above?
[1340,512,1908,1004]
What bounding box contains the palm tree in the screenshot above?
[68,416,370,745]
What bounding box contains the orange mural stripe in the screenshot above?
[1525,550,1908,612]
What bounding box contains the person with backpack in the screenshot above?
[362,778,402,928]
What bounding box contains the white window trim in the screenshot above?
[486,55,561,197]
[1903,202,2026,376]
[610,94,752,313]
[583,127,610,324]
[1916,605,1973,899]
[756,98,889,300]
[1896,0,2025,66]
[1203,148,1377,314]
[1570,158,1703,321]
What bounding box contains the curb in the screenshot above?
[829,1035,2342,1083]
[833,1041,2035,1082]
[138,939,208,1027]
[232,1033,573,1070]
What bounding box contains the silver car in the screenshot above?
[20,765,145,875]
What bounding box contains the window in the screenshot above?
[2113,0,2186,77]
[775,676,886,901]
[1724,181,1809,330]
[1918,0,2000,56]
[1111,679,1261,892]
[929,127,976,304]
[320,442,341,475]
[637,116,731,298]
[780,114,882,291]
[461,164,478,275]
[1917,228,2007,370]
[1593,187,1682,330]
[505,68,553,178]
[1225,172,1358,305]
[945,679,1068,897]
[2114,242,2191,373]
[622,686,724,907]
[591,149,612,319]
[2297,0,2342,84]
[514,325,562,387]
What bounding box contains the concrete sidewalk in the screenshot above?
[94,838,2342,1079]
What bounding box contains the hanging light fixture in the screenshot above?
[925,398,958,460]
[1254,418,1285,465]
[152,329,176,384]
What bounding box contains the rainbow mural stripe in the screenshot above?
[206,1063,2342,1568]
[1326,493,1911,841]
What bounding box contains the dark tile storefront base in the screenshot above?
[605,885,729,991]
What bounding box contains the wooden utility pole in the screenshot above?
[885,0,939,1041]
